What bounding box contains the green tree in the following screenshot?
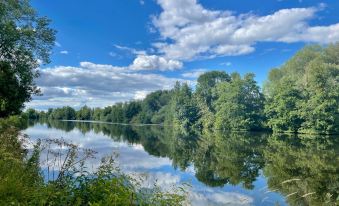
[214,73,265,131]
[265,44,339,134]
[76,105,92,120]
[171,82,199,129]
[195,71,231,129]
[49,106,76,120]
[0,0,55,117]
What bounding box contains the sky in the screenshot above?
[28,0,339,110]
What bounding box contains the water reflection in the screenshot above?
[25,120,339,205]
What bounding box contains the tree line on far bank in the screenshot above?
[26,43,339,135]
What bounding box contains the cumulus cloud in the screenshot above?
[152,0,339,60]
[27,62,188,110]
[129,55,183,71]
[60,50,69,54]
[112,44,183,71]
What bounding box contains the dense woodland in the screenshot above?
[27,44,339,134]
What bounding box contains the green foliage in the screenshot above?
[171,82,199,130]
[214,73,265,131]
[0,0,56,117]
[49,106,77,120]
[196,71,231,110]
[76,105,92,120]
[195,71,231,129]
[265,43,339,134]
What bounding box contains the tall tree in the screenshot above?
[214,73,265,131]
[0,0,56,117]
[195,71,231,129]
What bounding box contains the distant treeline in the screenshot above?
[26,44,339,134]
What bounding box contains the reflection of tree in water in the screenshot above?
[46,120,75,132]
[170,129,199,170]
[194,131,267,189]
[132,126,172,158]
[263,134,339,206]
[32,120,339,205]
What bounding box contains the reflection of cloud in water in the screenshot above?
[116,147,171,170]
[23,123,277,206]
[24,124,172,173]
[125,171,254,206]
[189,190,253,206]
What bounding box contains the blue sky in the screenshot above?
[28,0,339,110]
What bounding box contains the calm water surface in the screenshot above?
[23,120,339,206]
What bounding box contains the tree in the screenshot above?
[49,106,76,120]
[265,78,304,132]
[195,71,231,129]
[214,73,265,131]
[76,105,92,120]
[265,44,339,134]
[171,82,199,129]
[0,0,56,117]
[124,101,141,123]
[196,71,231,109]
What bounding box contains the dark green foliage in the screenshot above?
[49,106,76,120]
[0,0,56,117]
[0,62,31,117]
[76,105,92,120]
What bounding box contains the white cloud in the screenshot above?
[60,50,69,55]
[27,62,188,110]
[114,44,146,55]
[181,69,207,78]
[129,55,183,71]
[152,0,339,60]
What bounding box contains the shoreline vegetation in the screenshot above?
[0,116,188,205]
[26,43,339,135]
